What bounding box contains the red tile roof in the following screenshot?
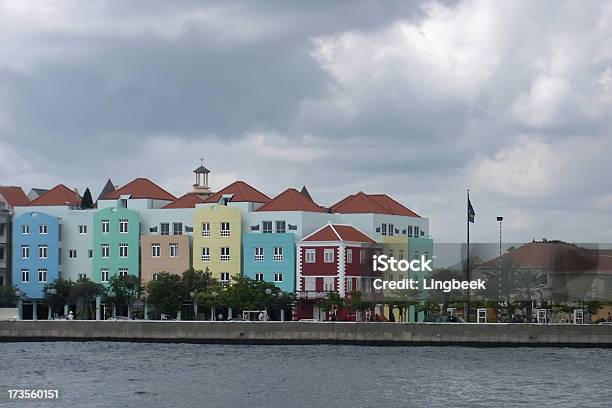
[204,181,270,203]
[0,186,29,207]
[368,194,421,217]
[29,184,81,207]
[162,193,205,209]
[303,224,376,243]
[104,178,176,201]
[331,192,391,214]
[256,188,325,212]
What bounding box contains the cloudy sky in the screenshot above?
[1,0,612,243]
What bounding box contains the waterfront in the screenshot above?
[1,342,610,407]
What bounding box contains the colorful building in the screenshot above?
[242,232,296,292]
[295,224,383,321]
[0,186,30,287]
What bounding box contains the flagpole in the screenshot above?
[466,189,470,322]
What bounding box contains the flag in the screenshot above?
[468,197,475,223]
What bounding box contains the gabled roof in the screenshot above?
[204,181,270,204]
[29,184,81,207]
[97,179,116,202]
[303,224,376,243]
[368,194,421,217]
[0,186,30,207]
[163,193,205,209]
[331,192,392,214]
[300,186,313,201]
[256,188,325,212]
[103,178,176,201]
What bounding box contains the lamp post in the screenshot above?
[496,216,503,322]
[47,288,57,320]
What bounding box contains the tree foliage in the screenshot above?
[0,285,18,307]
[81,188,94,209]
[70,277,104,319]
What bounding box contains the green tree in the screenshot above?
[516,270,545,320]
[42,278,75,318]
[0,285,18,307]
[81,188,94,209]
[428,267,465,316]
[479,257,524,321]
[218,276,287,318]
[106,274,141,318]
[146,272,184,319]
[70,278,104,319]
[320,292,344,320]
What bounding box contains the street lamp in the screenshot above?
[496,216,504,256]
[496,216,503,321]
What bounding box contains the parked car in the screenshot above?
[423,314,465,323]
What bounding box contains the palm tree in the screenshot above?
[516,270,545,320]
[479,257,524,322]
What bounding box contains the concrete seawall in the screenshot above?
[1,321,612,347]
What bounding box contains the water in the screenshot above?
[0,342,610,407]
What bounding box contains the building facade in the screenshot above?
[242,232,296,293]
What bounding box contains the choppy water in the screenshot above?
[0,342,610,407]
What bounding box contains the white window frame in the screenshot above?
[305,249,316,263]
[101,268,109,283]
[39,224,47,235]
[254,247,264,262]
[21,245,29,259]
[38,245,48,259]
[118,268,128,277]
[201,222,210,237]
[152,243,161,258]
[101,244,110,258]
[347,249,353,264]
[102,219,110,234]
[38,269,47,283]
[201,247,210,262]
[262,221,272,234]
[22,224,30,235]
[324,249,334,263]
[304,277,315,291]
[274,273,283,282]
[324,277,334,292]
[275,221,286,234]
[69,249,77,259]
[78,225,87,234]
[169,243,178,257]
[220,272,230,284]
[274,246,283,261]
[360,249,366,264]
[220,247,230,261]
[220,222,230,237]
[21,269,29,283]
[173,222,183,236]
[88,249,93,259]
[255,273,264,281]
[160,223,170,236]
[119,243,128,258]
[119,219,128,234]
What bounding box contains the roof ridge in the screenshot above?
[328,223,342,240]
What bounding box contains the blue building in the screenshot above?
[12,212,60,300]
[242,233,296,293]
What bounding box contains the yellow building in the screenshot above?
[193,204,242,284]
[381,236,410,322]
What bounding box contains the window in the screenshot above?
[274,246,283,261]
[78,273,87,281]
[399,250,404,260]
[152,273,159,281]
[21,245,29,259]
[347,279,353,292]
[347,249,353,264]
[324,277,334,292]
[255,273,264,281]
[22,224,29,234]
[152,244,161,257]
[101,244,110,258]
[101,269,109,282]
[119,268,128,277]
[69,249,77,259]
[406,226,413,237]
[388,249,394,258]
[119,219,128,233]
[102,219,110,234]
[304,277,315,291]
[201,222,210,237]
[38,269,47,283]
[88,249,93,259]
[324,249,334,263]
[160,223,170,235]
[201,247,210,261]
[220,247,230,261]
[38,245,48,259]
[78,225,87,234]
[220,272,230,284]
[262,221,272,234]
[170,243,178,257]
[255,247,264,261]
[274,273,283,282]
[381,224,387,236]
[21,269,29,283]
[39,224,47,234]
[220,222,230,237]
[0,223,5,236]
[173,222,183,235]
[360,249,366,264]
[275,221,286,233]
[119,244,128,258]
[388,224,394,236]
[414,226,420,237]
[305,249,316,263]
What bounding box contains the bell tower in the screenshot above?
[192,158,213,199]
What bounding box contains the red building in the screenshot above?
[295,224,383,321]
